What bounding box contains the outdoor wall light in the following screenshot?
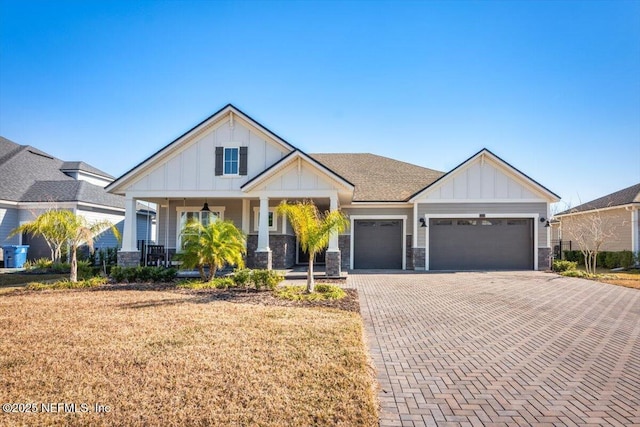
[201,200,211,212]
[545,221,550,228]
[539,217,546,222]
[419,218,427,227]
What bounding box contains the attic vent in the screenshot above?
[28,149,54,159]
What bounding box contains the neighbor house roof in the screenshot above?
[0,136,123,208]
[60,161,115,180]
[309,153,444,202]
[556,182,640,216]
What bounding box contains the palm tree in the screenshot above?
[276,200,348,293]
[175,218,246,282]
[11,209,120,282]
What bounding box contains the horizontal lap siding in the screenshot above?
[0,207,19,246]
[560,209,632,252]
[77,209,125,250]
[417,202,547,248]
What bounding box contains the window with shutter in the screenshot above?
[216,146,247,176]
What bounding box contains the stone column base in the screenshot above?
[118,250,141,267]
[326,250,341,278]
[254,250,272,270]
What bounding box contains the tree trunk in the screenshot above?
[198,265,207,282]
[208,266,217,282]
[306,253,315,293]
[70,247,78,282]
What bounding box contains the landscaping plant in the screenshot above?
[173,218,246,282]
[276,200,348,293]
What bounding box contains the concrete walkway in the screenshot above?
[352,271,640,426]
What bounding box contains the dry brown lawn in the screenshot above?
[599,272,640,289]
[0,288,378,426]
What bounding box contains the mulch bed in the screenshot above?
[92,281,361,312]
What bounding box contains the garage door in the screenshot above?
[354,220,402,269]
[429,218,533,270]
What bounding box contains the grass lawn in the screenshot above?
[0,288,378,426]
[598,271,640,289]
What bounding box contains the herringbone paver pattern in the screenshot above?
[353,271,640,426]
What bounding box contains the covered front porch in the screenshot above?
[117,193,343,277]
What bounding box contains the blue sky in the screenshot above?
[1,0,639,209]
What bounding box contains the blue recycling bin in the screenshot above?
[2,245,29,268]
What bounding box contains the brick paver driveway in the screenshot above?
[352,271,640,426]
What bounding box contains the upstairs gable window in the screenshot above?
[215,146,248,176]
[224,148,239,175]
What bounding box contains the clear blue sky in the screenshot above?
[1,0,639,209]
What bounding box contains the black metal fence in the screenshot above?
[551,240,573,259]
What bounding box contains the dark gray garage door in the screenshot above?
[429,218,533,270]
[354,220,402,269]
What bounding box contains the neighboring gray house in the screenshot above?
[0,137,155,264]
[552,183,640,254]
[107,104,559,274]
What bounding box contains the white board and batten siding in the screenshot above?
[413,154,552,250]
[254,159,343,193]
[126,120,290,194]
[421,157,542,201]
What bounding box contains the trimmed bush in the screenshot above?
[552,260,577,272]
[250,269,284,291]
[177,277,234,290]
[25,276,108,291]
[562,250,638,269]
[232,268,252,288]
[275,284,346,301]
[110,266,177,283]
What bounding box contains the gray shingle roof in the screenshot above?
[0,136,123,208]
[556,183,640,215]
[309,153,444,202]
[60,161,115,180]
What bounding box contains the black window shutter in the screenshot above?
[239,146,248,176]
[215,147,223,176]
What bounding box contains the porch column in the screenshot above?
[118,196,140,267]
[326,195,341,278]
[255,196,272,269]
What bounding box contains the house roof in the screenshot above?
[555,182,640,216]
[0,136,123,209]
[309,153,444,202]
[60,161,115,180]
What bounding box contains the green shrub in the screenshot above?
[275,283,346,301]
[25,276,108,291]
[24,258,53,270]
[177,277,234,290]
[109,266,177,283]
[250,269,284,291]
[563,251,583,264]
[51,262,71,273]
[560,270,591,278]
[232,268,252,288]
[552,260,577,272]
[313,284,347,299]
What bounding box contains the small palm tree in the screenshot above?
[11,209,120,282]
[277,200,348,293]
[175,219,246,282]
